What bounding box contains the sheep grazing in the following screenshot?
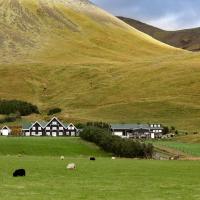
[111,157,116,160]
[13,169,26,177]
[60,156,65,160]
[67,163,76,170]
[90,157,96,161]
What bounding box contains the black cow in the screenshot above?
[13,169,26,177]
[90,157,96,161]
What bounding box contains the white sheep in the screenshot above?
[66,163,76,170]
[60,156,65,160]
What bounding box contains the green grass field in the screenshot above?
[0,137,200,200]
[0,137,107,157]
[151,139,200,157]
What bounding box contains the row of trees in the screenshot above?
[0,100,39,116]
[80,126,154,158]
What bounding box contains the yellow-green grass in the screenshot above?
[1,0,200,132]
[0,156,200,200]
[0,137,107,157]
[177,134,200,143]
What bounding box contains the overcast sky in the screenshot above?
[91,0,200,31]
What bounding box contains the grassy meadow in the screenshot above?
[152,140,200,157]
[0,137,200,200]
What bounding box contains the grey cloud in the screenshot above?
[91,0,200,30]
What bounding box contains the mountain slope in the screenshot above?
[118,16,200,51]
[0,0,175,65]
[1,0,200,131]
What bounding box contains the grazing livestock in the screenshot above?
[67,163,76,170]
[90,157,96,161]
[13,169,26,177]
[111,157,116,160]
[60,156,65,160]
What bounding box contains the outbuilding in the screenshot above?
[0,126,12,136]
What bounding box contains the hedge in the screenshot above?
[80,126,154,158]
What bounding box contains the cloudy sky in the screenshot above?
[91,0,200,31]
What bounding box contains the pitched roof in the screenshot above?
[110,124,150,130]
[1,126,11,131]
[38,121,48,128]
[22,122,32,130]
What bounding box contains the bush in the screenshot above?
[80,126,154,158]
[0,100,39,116]
[0,113,21,123]
[86,121,110,129]
[48,108,62,115]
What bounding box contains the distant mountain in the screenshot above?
[118,16,200,51]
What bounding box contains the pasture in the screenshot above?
[0,137,200,199]
[152,139,200,157]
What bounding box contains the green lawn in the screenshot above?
[0,156,200,200]
[151,140,200,157]
[0,137,107,157]
[0,137,200,199]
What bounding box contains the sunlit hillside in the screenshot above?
[0,0,200,131]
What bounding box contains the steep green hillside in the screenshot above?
[0,0,200,131]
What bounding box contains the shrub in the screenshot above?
[0,113,21,123]
[80,126,154,158]
[48,108,62,115]
[86,121,110,129]
[0,100,39,116]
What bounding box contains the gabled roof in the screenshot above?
[22,122,32,130]
[44,116,67,129]
[110,124,150,130]
[21,117,77,130]
[1,126,11,131]
[38,121,48,128]
[66,123,78,130]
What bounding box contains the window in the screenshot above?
[71,132,75,136]
[52,127,57,130]
[59,132,63,136]
[46,127,50,130]
[159,130,162,133]
[32,127,36,130]
[46,132,50,136]
[52,121,57,125]
[59,127,64,130]
[38,127,42,130]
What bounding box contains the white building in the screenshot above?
[0,126,11,136]
[110,124,164,139]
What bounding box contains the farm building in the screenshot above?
[22,117,79,137]
[0,126,11,136]
[110,124,164,139]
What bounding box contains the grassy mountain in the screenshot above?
[118,16,200,51]
[0,0,200,131]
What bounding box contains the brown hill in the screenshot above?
[118,16,200,51]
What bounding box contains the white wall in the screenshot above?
[1,130,9,136]
[113,131,123,137]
